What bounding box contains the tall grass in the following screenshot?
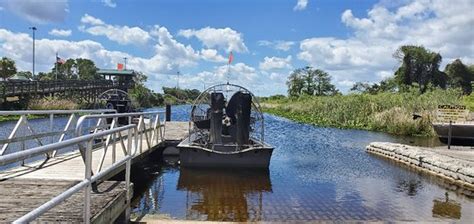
[262,88,463,136]
[28,97,79,110]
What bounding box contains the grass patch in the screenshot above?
[28,97,79,110]
[262,88,463,136]
[462,94,474,111]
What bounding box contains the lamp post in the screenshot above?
[123,57,127,70]
[176,71,180,89]
[29,27,37,78]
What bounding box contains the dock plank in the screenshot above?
[0,179,127,223]
[165,121,189,141]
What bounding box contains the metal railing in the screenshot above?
[0,124,138,223]
[0,109,166,223]
[75,110,166,173]
[0,80,118,98]
[0,110,116,164]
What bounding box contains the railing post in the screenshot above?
[84,139,92,224]
[48,114,54,158]
[165,105,171,121]
[448,120,452,149]
[125,127,132,222]
[112,117,117,163]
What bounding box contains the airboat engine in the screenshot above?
[97,89,134,125]
[210,92,224,144]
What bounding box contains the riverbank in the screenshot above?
[366,142,474,194]
[261,89,463,136]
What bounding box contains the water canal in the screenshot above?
[132,105,474,222]
[1,105,473,222]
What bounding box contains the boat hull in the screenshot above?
[432,123,474,146]
[178,146,273,168]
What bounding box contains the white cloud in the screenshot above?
[294,0,308,11]
[178,27,248,53]
[79,14,151,45]
[149,25,200,70]
[298,0,474,92]
[3,0,69,24]
[0,28,198,83]
[258,40,295,51]
[200,49,227,63]
[48,29,72,37]
[102,0,116,8]
[259,56,292,71]
[80,14,104,26]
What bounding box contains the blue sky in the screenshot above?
[0,0,473,95]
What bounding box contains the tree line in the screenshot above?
[0,56,202,108]
[287,45,473,97]
[0,57,102,81]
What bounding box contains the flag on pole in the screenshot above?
[117,63,124,70]
[56,55,65,64]
[228,51,234,64]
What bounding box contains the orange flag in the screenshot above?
[228,51,234,64]
[117,63,124,70]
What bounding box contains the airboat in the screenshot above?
[177,83,273,168]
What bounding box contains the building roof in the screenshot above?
[97,69,136,76]
[9,74,30,81]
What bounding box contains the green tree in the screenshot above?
[0,57,17,80]
[350,78,397,94]
[286,67,338,96]
[16,71,33,80]
[313,69,337,96]
[393,45,446,93]
[76,58,100,80]
[49,58,100,80]
[286,68,306,97]
[445,59,473,94]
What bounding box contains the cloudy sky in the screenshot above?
[0,0,473,95]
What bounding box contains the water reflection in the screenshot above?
[395,179,424,196]
[177,168,272,222]
[432,193,461,219]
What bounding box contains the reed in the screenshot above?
[262,88,463,136]
[28,97,79,110]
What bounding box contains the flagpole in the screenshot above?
[55,52,58,80]
[226,63,230,85]
[226,51,233,84]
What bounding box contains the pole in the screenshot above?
[55,52,58,80]
[448,120,452,149]
[226,63,230,84]
[29,27,37,78]
[123,57,127,70]
[165,105,171,121]
[176,71,180,89]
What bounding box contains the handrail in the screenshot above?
[0,125,134,166]
[0,109,117,160]
[75,110,165,173]
[0,109,115,116]
[0,124,138,223]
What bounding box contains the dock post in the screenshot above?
[447,120,452,149]
[166,104,171,121]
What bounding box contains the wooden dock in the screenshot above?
[0,121,188,223]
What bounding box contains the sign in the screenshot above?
[436,105,469,123]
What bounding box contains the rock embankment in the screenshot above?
[366,142,474,190]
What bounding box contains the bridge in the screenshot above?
[1,69,136,104]
[0,109,188,223]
